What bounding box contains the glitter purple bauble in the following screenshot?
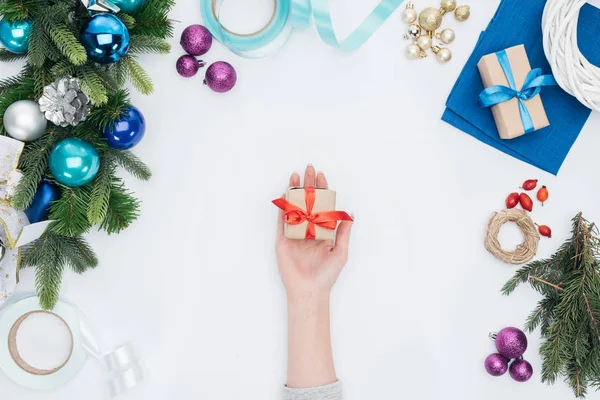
[495,327,528,359]
[509,359,533,382]
[180,24,212,56]
[484,353,509,377]
[204,61,237,93]
[176,55,202,78]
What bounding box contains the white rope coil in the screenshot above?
[542,0,600,112]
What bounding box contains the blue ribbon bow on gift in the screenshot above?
[478,50,557,134]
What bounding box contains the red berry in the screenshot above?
[537,186,549,205]
[519,193,533,212]
[506,192,519,209]
[521,179,538,191]
[537,224,552,238]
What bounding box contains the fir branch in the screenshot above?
[49,60,76,79]
[121,55,154,95]
[129,34,171,54]
[27,19,50,67]
[49,23,87,66]
[0,0,42,20]
[21,230,64,310]
[505,213,600,397]
[87,152,115,224]
[117,12,136,29]
[110,149,152,180]
[0,49,27,62]
[49,186,93,237]
[99,179,140,234]
[54,235,99,274]
[87,89,130,129]
[12,129,65,210]
[77,65,109,105]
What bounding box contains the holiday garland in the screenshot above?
[0,0,174,309]
[503,213,600,397]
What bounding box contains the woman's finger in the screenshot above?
[304,164,316,187]
[316,171,328,189]
[289,172,300,188]
[333,218,353,258]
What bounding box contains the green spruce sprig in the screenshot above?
[503,213,600,397]
[1,0,171,310]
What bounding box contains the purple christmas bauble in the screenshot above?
[204,61,237,93]
[495,327,528,359]
[509,359,533,382]
[484,353,509,377]
[176,55,203,78]
[180,24,212,56]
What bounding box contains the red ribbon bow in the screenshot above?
[272,186,353,240]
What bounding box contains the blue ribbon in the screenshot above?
[479,50,557,134]
[200,0,403,57]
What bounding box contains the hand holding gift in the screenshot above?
[273,166,353,299]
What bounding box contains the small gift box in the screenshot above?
[272,186,352,240]
[477,44,556,140]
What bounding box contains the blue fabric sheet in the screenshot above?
[442,0,600,175]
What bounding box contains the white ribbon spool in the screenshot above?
[0,294,142,396]
[542,0,600,111]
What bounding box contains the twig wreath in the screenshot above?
[485,209,540,265]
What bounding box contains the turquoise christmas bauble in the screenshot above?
[0,19,32,54]
[80,14,129,64]
[49,138,100,187]
[112,0,146,14]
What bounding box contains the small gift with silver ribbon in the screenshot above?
[0,137,52,305]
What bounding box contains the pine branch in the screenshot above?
[0,49,27,62]
[109,148,152,180]
[54,235,99,274]
[27,19,50,67]
[21,230,64,310]
[49,186,92,237]
[49,23,87,66]
[505,213,600,397]
[77,65,109,105]
[121,55,154,95]
[129,34,171,54]
[86,89,130,129]
[99,179,140,234]
[12,129,65,210]
[87,152,115,224]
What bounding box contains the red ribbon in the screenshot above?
[272,186,353,240]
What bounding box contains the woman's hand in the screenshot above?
[276,165,353,390]
[276,165,354,301]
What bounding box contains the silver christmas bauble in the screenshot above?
[4,100,47,142]
[406,24,421,39]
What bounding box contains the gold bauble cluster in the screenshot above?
[401,0,471,63]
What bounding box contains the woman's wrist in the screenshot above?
[287,291,336,388]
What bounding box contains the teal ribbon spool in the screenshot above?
[200,0,404,57]
[479,50,557,134]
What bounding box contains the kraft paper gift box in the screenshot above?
[477,44,550,140]
[272,186,353,241]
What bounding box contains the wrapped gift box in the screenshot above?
[283,187,337,240]
[477,44,550,140]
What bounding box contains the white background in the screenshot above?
[2,0,600,398]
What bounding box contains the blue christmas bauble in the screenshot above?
[25,180,61,223]
[0,19,32,54]
[111,0,146,14]
[103,106,146,149]
[49,138,100,187]
[80,14,129,64]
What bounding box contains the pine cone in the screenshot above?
[38,77,91,127]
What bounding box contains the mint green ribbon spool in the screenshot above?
[200,0,404,57]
